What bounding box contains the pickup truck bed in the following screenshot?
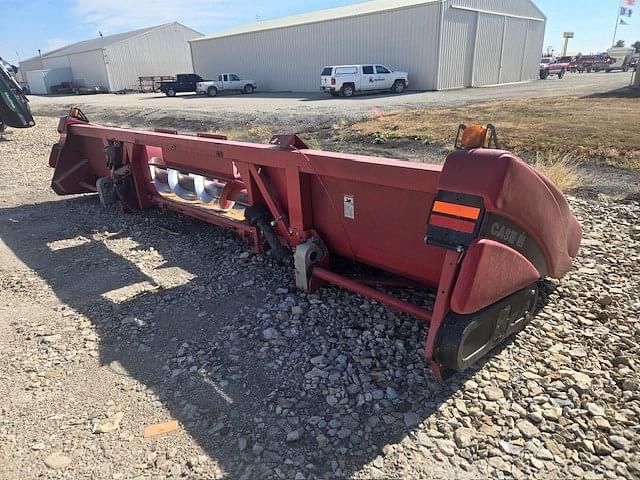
[159,74,204,97]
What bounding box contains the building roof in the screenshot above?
[192,0,441,42]
[23,22,197,62]
[193,0,546,42]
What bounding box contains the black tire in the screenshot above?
[540,70,549,80]
[392,80,406,94]
[341,84,355,97]
[623,66,629,73]
[166,89,176,97]
[243,84,254,94]
[558,70,565,79]
[605,69,612,73]
[207,86,217,97]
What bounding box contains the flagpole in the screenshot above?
[613,0,621,46]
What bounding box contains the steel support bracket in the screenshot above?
[294,237,328,291]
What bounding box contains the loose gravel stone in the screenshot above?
[586,403,605,417]
[454,428,475,449]
[516,420,539,439]
[403,412,421,428]
[483,386,504,401]
[43,452,72,470]
[0,117,638,480]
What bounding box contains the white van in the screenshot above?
[320,64,409,97]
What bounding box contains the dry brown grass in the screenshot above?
[349,96,640,170]
[211,126,326,149]
[217,125,274,143]
[531,152,581,192]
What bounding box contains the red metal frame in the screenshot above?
[48,115,581,379]
[424,250,461,381]
[312,267,434,323]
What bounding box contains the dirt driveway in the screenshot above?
[27,72,634,132]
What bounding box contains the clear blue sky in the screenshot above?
[1,0,638,65]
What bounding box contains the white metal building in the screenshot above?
[191,0,546,92]
[20,23,202,93]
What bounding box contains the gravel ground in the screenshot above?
[0,117,639,479]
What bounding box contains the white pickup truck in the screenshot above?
[321,64,409,97]
[196,73,257,97]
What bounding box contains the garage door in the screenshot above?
[438,8,477,89]
[522,20,545,81]
[473,13,503,86]
[500,17,528,84]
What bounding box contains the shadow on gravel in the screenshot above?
[1,195,522,479]
[583,85,640,99]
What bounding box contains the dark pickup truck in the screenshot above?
[159,74,204,97]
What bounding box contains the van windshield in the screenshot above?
[321,67,333,76]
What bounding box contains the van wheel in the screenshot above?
[207,86,217,97]
[341,84,355,97]
[243,84,254,94]
[392,80,406,94]
[166,89,176,97]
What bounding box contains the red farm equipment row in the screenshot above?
[48,110,581,380]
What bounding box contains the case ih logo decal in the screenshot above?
[490,221,527,249]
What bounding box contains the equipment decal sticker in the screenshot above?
[343,194,355,219]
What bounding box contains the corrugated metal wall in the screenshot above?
[18,58,44,74]
[473,13,503,86]
[43,56,71,69]
[500,17,528,83]
[104,23,201,91]
[192,0,544,92]
[67,50,110,88]
[438,7,477,90]
[32,50,109,90]
[522,19,545,81]
[436,0,545,89]
[25,68,73,94]
[191,3,441,92]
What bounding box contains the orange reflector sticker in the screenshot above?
[432,201,481,220]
